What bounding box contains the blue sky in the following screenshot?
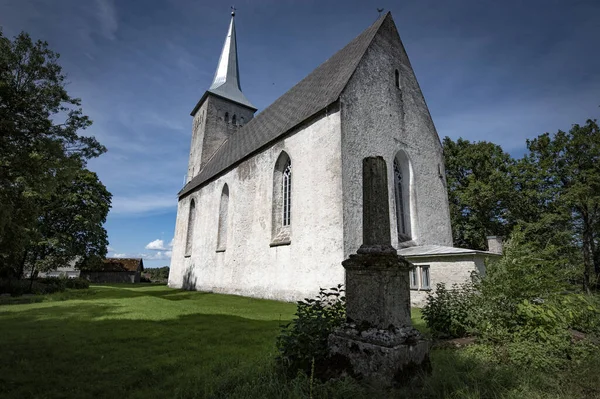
[1,0,598,268]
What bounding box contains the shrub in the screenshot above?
[422,282,477,338]
[65,278,90,289]
[276,285,345,375]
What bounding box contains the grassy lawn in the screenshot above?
[0,284,426,398]
[0,284,298,398]
[2,285,598,399]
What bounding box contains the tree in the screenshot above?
[0,30,110,279]
[516,120,600,292]
[443,137,516,250]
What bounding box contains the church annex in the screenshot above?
[168,11,498,306]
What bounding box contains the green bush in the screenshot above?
[276,285,345,375]
[422,282,477,338]
[422,234,600,371]
[65,278,90,289]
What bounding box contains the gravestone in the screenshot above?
[328,156,430,386]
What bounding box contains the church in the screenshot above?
[168,11,500,306]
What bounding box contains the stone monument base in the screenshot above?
[328,323,430,387]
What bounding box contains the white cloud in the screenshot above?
[111,253,127,258]
[107,246,115,252]
[145,239,167,251]
[168,238,174,248]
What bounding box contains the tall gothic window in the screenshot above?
[231,115,237,125]
[271,151,292,246]
[224,112,229,123]
[395,69,400,88]
[217,184,229,251]
[185,199,196,256]
[282,161,291,227]
[394,151,412,242]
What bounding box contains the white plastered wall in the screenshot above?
[169,110,345,301]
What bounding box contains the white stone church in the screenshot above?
[168,11,500,306]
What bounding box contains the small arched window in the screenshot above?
[185,199,196,256]
[395,69,400,89]
[224,112,229,123]
[271,151,292,246]
[217,184,229,251]
[282,161,291,226]
[393,151,412,242]
[240,116,245,125]
[232,115,237,125]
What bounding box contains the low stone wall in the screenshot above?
[80,271,140,284]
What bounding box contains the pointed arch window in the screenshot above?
[395,69,400,88]
[224,112,229,123]
[283,161,291,226]
[231,115,237,125]
[394,151,412,242]
[271,152,292,246]
[185,199,196,256]
[217,184,229,251]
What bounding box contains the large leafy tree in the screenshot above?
[0,30,110,278]
[443,137,516,250]
[516,120,600,292]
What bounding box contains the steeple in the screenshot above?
[207,9,255,110]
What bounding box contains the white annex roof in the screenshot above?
[397,245,499,258]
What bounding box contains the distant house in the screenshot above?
[80,258,144,283]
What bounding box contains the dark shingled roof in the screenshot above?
[101,258,144,272]
[179,13,390,197]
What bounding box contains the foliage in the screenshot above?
[0,276,89,296]
[144,266,170,282]
[0,30,110,279]
[422,282,477,338]
[442,137,516,250]
[276,285,345,375]
[514,119,600,292]
[64,277,90,290]
[423,235,600,370]
[444,118,600,291]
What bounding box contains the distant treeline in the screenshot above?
[142,267,169,283]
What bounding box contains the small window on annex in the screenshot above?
[393,150,413,242]
[185,199,196,257]
[395,69,400,88]
[410,265,431,291]
[421,265,431,290]
[216,184,229,252]
[409,267,419,289]
[231,115,237,125]
[270,151,292,246]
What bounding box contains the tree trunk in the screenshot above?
[582,223,593,295]
[17,249,28,280]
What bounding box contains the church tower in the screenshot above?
[187,10,256,183]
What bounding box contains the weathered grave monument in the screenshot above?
[328,156,430,386]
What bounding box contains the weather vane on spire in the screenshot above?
[377,8,384,17]
[231,6,236,17]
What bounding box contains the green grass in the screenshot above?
[1,285,598,399]
[0,285,297,399]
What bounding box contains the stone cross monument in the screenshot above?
[328,156,430,386]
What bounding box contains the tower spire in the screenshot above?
[208,9,255,110]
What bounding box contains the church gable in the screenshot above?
[338,13,452,255]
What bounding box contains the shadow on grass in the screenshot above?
[0,303,285,399]
[1,300,589,399]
